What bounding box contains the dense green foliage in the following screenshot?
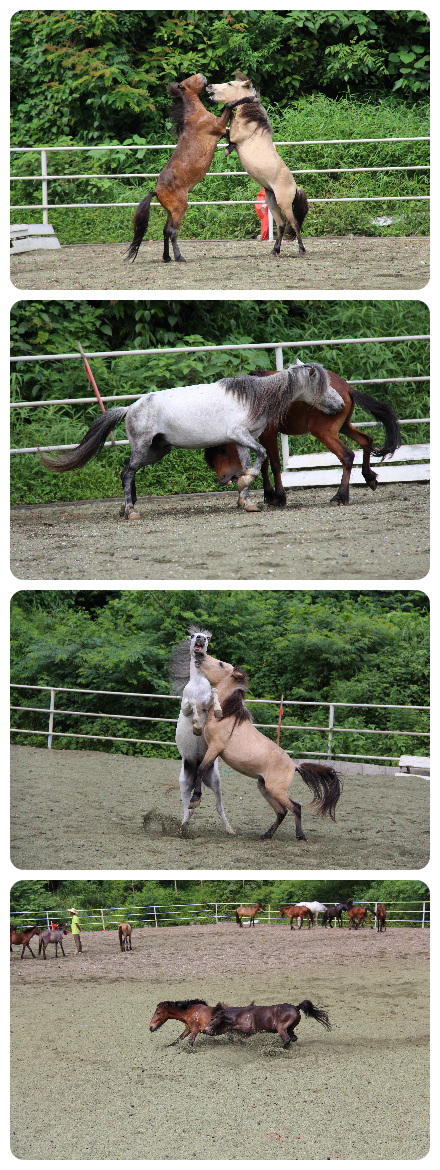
[10,876,430,929]
[10,11,429,242]
[10,298,430,506]
[10,590,429,764]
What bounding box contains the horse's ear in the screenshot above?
[309,365,316,377]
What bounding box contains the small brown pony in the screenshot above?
[126,73,252,264]
[376,904,387,932]
[206,999,331,1048]
[118,922,132,952]
[205,367,401,509]
[10,925,40,959]
[280,905,314,930]
[149,999,228,1047]
[194,654,341,842]
[236,901,263,927]
[348,906,374,930]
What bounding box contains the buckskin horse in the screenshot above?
[235,901,263,927]
[207,73,308,257]
[149,999,230,1047]
[10,925,40,959]
[205,363,401,508]
[118,922,132,951]
[125,73,254,264]
[192,653,341,842]
[206,1000,331,1048]
[39,363,344,518]
[280,904,314,930]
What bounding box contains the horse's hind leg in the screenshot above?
[256,778,298,840]
[179,759,198,827]
[311,416,355,506]
[204,762,236,835]
[258,775,309,842]
[263,188,286,257]
[161,191,188,263]
[341,418,378,491]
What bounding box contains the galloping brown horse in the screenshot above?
[206,1000,331,1048]
[348,906,374,930]
[236,901,263,927]
[118,922,132,952]
[149,999,229,1047]
[376,904,387,932]
[10,925,40,959]
[205,366,401,508]
[280,905,314,930]
[125,74,252,264]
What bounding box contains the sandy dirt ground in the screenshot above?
[10,235,429,291]
[10,746,429,871]
[10,923,429,1160]
[10,481,429,582]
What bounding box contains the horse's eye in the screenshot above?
[218,661,224,668]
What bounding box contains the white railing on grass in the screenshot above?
[9,900,430,931]
[10,683,429,766]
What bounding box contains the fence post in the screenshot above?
[277,695,283,746]
[47,688,56,749]
[100,909,105,931]
[275,346,290,471]
[41,149,48,225]
[215,903,218,924]
[422,901,425,928]
[153,905,158,928]
[268,903,271,925]
[46,910,50,928]
[327,704,334,759]
[268,208,274,242]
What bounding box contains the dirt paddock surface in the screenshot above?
[10,480,429,581]
[10,924,429,1160]
[10,235,429,291]
[11,746,429,870]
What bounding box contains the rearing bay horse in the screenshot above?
[193,653,341,842]
[125,73,253,264]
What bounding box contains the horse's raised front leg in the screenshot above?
[211,687,223,720]
[234,436,269,511]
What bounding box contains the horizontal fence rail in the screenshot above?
[10,900,430,931]
[10,683,429,766]
[10,335,430,463]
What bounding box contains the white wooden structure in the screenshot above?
[10,223,60,255]
[395,754,430,779]
[281,443,430,489]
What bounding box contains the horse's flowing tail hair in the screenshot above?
[125,191,157,262]
[296,762,342,820]
[293,187,308,229]
[351,389,401,458]
[39,407,128,472]
[297,1000,331,1030]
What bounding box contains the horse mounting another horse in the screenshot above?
[38,926,69,959]
[39,363,344,519]
[348,905,374,929]
[149,999,230,1047]
[125,73,254,264]
[170,626,235,834]
[280,905,314,929]
[206,1000,331,1048]
[236,901,263,927]
[207,73,308,258]
[193,652,342,842]
[10,925,40,959]
[205,362,401,509]
[376,903,387,932]
[118,922,132,951]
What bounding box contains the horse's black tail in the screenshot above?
[297,1000,331,1031]
[235,910,242,926]
[296,762,342,821]
[351,389,401,459]
[125,191,156,262]
[118,925,123,946]
[293,187,308,229]
[39,407,128,473]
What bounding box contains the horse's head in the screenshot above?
[206,74,258,104]
[170,73,207,98]
[205,443,243,485]
[188,625,212,662]
[287,362,344,416]
[197,653,245,689]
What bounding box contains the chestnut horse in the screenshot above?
[149,999,229,1047]
[194,654,341,842]
[376,904,387,932]
[205,365,401,508]
[118,922,132,951]
[280,905,314,930]
[348,905,374,929]
[206,999,331,1048]
[125,73,253,264]
[236,901,263,927]
[10,925,40,959]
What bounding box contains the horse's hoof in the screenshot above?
[128,509,141,520]
[368,479,378,492]
[189,796,201,809]
[226,827,236,835]
[175,256,186,263]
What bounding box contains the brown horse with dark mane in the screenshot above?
[205,366,401,509]
[280,905,314,930]
[118,922,132,951]
[236,901,263,927]
[206,999,331,1048]
[348,905,374,929]
[125,73,252,264]
[149,999,229,1047]
[376,904,387,932]
[10,925,40,959]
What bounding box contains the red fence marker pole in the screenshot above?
[77,341,117,449]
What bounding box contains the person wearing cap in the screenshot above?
[68,907,82,953]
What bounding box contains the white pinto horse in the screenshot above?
[40,364,344,517]
[170,626,235,835]
[207,73,308,258]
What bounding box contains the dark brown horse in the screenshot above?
[38,926,69,959]
[376,904,387,932]
[204,367,401,508]
[236,901,263,927]
[322,901,353,928]
[206,999,331,1048]
[125,73,252,264]
[280,905,314,930]
[10,925,40,959]
[149,999,228,1047]
[348,905,374,930]
[118,922,132,952]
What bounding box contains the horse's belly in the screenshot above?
[152,385,260,447]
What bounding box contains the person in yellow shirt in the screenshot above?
[68,907,82,953]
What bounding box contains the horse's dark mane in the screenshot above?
[158,998,208,1009]
[169,625,212,692]
[220,674,252,727]
[236,98,272,134]
[168,84,189,138]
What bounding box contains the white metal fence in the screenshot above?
[10,683,429,766]
[9,900,430,931]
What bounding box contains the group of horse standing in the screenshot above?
[10,921,134,959]
[235,899,386,931]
